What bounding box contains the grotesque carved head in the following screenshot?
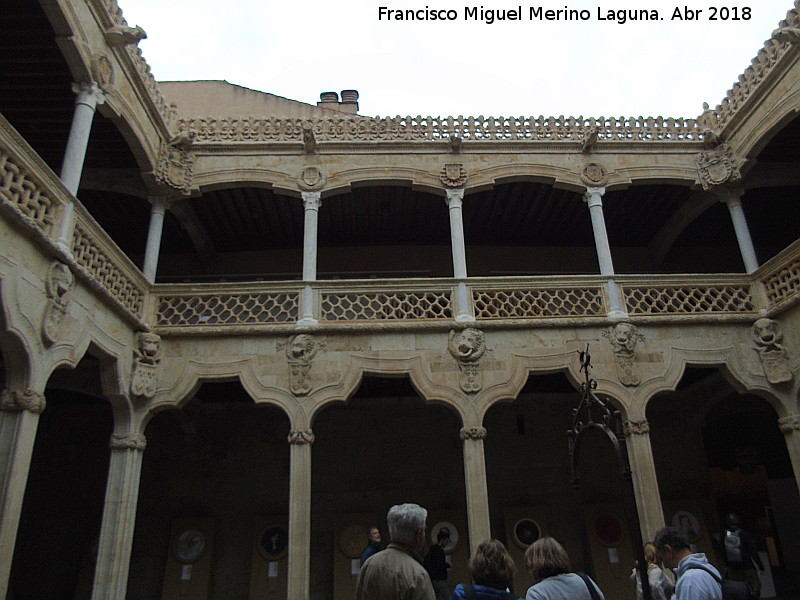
[287,334,317,362]
[753,318,783,348]
[135,332,161,364]
[611,322,639,353]
[46,262,74,303]
[448,328,486,363]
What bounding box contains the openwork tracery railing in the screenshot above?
[180,115,703,144]
[320,290,452,321]
[156,290,299,326]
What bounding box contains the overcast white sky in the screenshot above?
[120,0,791,118]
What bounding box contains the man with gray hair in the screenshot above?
[355,503,435,600]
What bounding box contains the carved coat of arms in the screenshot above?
[696,143,741,190]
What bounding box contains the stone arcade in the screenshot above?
[1,1,800,599]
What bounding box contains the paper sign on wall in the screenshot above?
[268,561,279,579]
[181,564,193,581]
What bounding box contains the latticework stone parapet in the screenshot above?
[157,292,299,326]
[321,291,452,321]
[0,151,60,236]
[761,254,800,310]
[473,287,604,319]
[624,285,754,315]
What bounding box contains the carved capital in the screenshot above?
[583,187,605,207]
[301,191,322,211]
[460,426,487,440]
[288,429,315,445]
[624,419,650,436]
[71,81,106,107]
[779,414,800,432]
[110,432,147,450]
[0,390,46,414]
[696,143,741,190]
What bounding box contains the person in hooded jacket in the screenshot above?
[452,539,522,600]
[654,526,722,600]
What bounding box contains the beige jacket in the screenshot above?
[355,542,435,600]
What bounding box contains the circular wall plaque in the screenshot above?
[592,513,623,547]
[339,523,366,559]
[512,518,541,549]
[174,529,206,563]
[258,526,288,560]
[429,521,459,554]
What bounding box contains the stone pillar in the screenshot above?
[287,429,314,600]
[717,187,759,273]
[142,197,169,284]
[299,192,321,326]
[91,433,147,600]
[445,189,474,322]
[57,82,106,253]
[0,390,46,598]
[779,414,800,494]
[624,419,665,540]
[584,187,626,318]
[460,426,491,552]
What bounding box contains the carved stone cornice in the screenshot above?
[0,390,46,414]
[624,419,650,436]
[110,432,147,450]
[288,429,315,445]
[778,414,800,433]
[460,426,487,441]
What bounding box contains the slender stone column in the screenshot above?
[0,390,46,598]
[142,197,169,283]
[57,82,106,252]
[460,426,491,552]
[584,187,627,318]
[779,414,800,494]
[716,187,759,273]
[299,192,321,326]
[91,433,147,600]
[445,189,474,322]
[624,419,665,540]
[287,429,314,600]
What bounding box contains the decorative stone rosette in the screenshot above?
[602,322,644,386]
[580,162,608,187]
[752,318,792,384]
[42,261,74,344]
[448,328,486,393]
[131,332,162,399]
[695,142,741,190]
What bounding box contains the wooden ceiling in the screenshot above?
[2,1,798,282]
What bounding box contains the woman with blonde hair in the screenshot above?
[523,537,604,600]
[451,539,522,600]
[630,542,675,600]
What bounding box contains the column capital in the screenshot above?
[583,186,606,207]
[110,432,147,450]
[71,81,106,108]
[0,389,46,414]
[779,414,800,433]
[301,191,322,211]
[460,426,487,440]
[624,418,650,436]
[288,429,315,445]
[148,195,172,213]
[710,184,744,206]
[445,188,465,208]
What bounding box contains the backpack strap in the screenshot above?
[576,572,602,600]
[683,565,722,586]
[463,584,479,600]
